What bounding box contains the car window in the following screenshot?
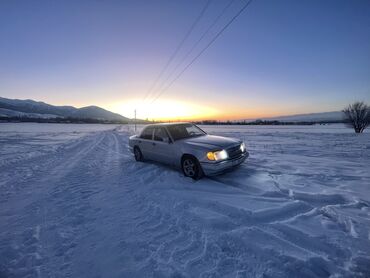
[153,127,170,142]
[167,124,206,141]
[140,127,154,140]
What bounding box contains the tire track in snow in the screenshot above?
[39,131,111,276]
[0,131,109,277]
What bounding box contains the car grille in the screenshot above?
[227,144,243,159]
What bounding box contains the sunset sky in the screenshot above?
[0,0,369,121]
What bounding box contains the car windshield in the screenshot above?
[166,124,206,141]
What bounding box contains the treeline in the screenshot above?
[192,119,346,125]
[0,116,346,125]
[0,116,130,124]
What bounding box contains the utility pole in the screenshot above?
[134,109,137,133]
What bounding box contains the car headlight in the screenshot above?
[207,149,228,161]
[240,142,246,152]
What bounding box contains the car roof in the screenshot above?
[144,122,191,128]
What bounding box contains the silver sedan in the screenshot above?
[128,123,249,179]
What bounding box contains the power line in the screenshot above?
[141,0,212,103]
[150,0,236,99]
[150,0,254,105]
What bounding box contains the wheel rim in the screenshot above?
[134,149,141,160]
[183,159,196,177]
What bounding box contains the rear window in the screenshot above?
[140,127,154,140]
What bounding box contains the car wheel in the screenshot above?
[182,156,203,180]
[134,147,143,161]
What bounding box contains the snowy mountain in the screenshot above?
[68,106,126,121]
[260,111,344,122]
[0,108,60,118]
[0,97,75,117]
[0,97,128,122]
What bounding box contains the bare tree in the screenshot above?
[343,101,370,133]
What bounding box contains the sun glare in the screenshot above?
[108,99,218,121]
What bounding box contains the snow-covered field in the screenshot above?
[0,123,369,277]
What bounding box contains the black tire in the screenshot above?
[181,156,204,180]
[134,147,143,162]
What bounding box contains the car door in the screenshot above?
[152,127,174,164]
[138,126,155,160]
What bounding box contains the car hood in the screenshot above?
[182,135,240,149]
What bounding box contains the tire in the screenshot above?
[182,156,204,180]
[134,146,143,162]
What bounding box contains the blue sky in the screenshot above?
[0,0,369,120]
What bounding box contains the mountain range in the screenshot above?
[259,111,343,122]
[0,97,129,122]
[1,96,345,124]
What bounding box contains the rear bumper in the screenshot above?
[200,151,249,176]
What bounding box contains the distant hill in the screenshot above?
[255,111,344,123]
[263,111,343,122]
[69,106,125,121]
[0,97,129,122]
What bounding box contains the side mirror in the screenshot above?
[164,137,172,144]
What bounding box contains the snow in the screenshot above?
[0,108,59,119]
[0,123,369,277]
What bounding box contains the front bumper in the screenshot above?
[200,151,249,176]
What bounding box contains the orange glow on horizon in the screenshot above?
[31,97,286,121]
[107,99,219,121]
[106,98,292,122]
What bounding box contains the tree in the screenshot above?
[343,101,370,133]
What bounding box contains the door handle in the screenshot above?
[152,142,156,146]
